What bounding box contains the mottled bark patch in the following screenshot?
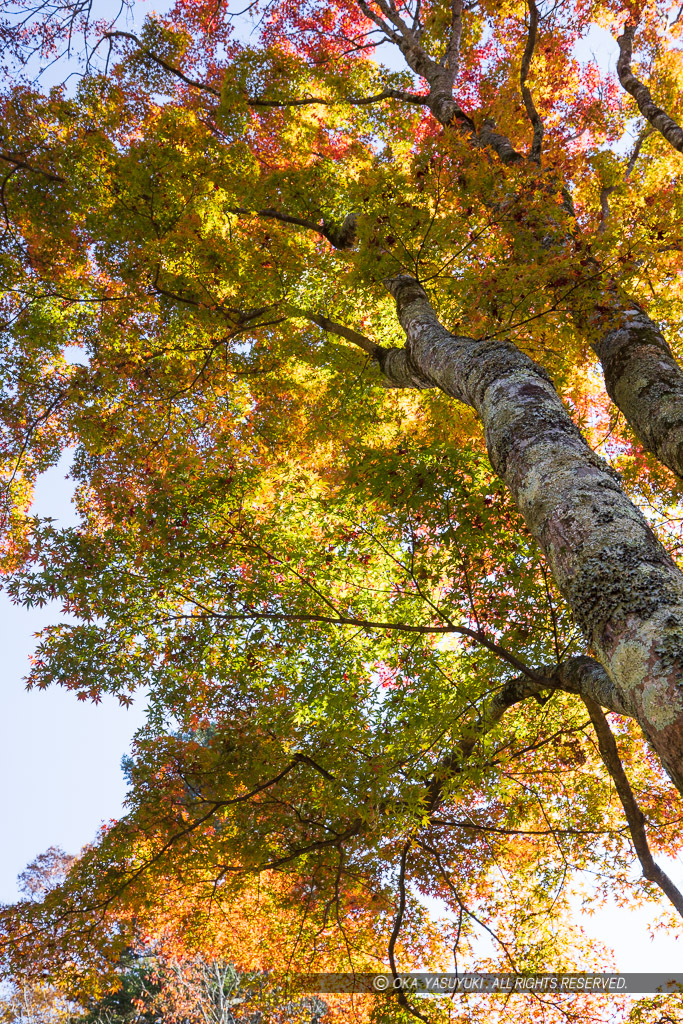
[564,547,681,637]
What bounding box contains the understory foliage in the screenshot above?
[1,0,683,1020]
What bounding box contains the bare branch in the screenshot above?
[616,22,683,154]
[583,696,683,921]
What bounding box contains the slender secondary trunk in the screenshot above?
[590,305,683,480]
[616,23,683,154]
[380,275,683,794]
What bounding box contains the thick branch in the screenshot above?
[425,673,548,809]
[229,207,357,249]
[107,19,521,167]
[354,0,406,49]
[597,186,612,234]
[529,123,683,484]
[366,0,417,48]
[583,696,683,920]
[625,126,655,178]
[324,212,358,249]
[443,0,463,73]
[247,88,428,110]
[520,0,544,164]
[287,306,384,357]
[425,655,630,811]
[550,655,631,716]
[616,23,683,153]
[476,121,525,165]
[356,0,522,162]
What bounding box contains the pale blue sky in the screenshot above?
[0,454,147,904]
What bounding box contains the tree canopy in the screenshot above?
[2,0,683,1020]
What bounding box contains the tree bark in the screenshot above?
[591,305,683,480]
[379,275,683,794]
[552,655,632,716]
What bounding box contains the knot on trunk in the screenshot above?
[323,212,358,250]
[384,274,428,312]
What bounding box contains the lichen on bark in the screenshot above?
[379,275,683,794]
[593,306,683,481]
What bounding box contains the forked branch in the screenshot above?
[425,655,633,811]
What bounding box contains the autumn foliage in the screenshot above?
[2,0,683,1021]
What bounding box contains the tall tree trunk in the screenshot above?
[379,275,683,794]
